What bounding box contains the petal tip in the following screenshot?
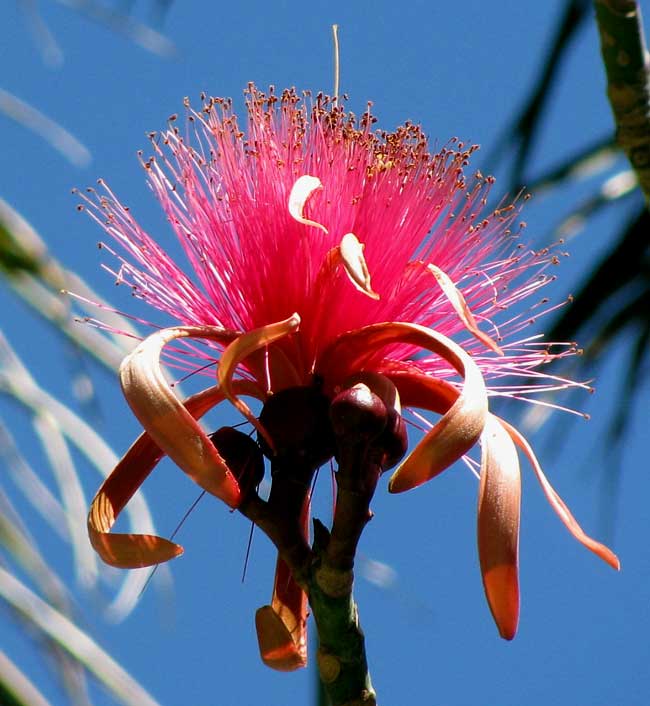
[255,605,307,672]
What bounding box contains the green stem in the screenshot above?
[308,526,376,706]
[594,0,650,201]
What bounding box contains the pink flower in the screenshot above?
[80,86,618,669]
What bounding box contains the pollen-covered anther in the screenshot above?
[288,175,328,233]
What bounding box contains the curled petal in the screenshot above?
[498,418,620,571]
[255,501,309,671]
[120,326,243,508]
[255,557,308,671]
[217,314,301,451]
[339,232,380,300]
[478,414,521,640]
[246,343,304,392]
[385,368,458,414]
[89,381,264,568]
[427,264,503,355]
[288,175,328,233]
[319,322,487,492]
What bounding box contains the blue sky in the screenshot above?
[2,1,648,705]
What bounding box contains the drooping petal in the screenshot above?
[288,175,328,233]
[246,343,304,393]
[385,367,459,414]
[339,233,380,300]
[255,501,309,671]
[255,557,308,671]
[217,314,301,450]
[318,322,487,492]
[427,264,503,355]
[478,414,521,640]
[88,381,264,568]
[498,418,620,571]
[119,326,243,508]
[88,432,173,569]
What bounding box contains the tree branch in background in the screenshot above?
[594,0,650,202]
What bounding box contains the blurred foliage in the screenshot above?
[486,0,649,452]
[1,2,175,704]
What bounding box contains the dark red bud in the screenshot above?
[329,383,388,442]
[258,386,335,467]
[209,427,264,495]
[377,413,408,470]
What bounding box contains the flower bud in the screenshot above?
[331,372,408,470]
[377,413,408,470]
[209,426,265,496]
[258,386,335,467]
[329,383,387,442]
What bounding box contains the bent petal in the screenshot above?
[255,500,310,671]
[427,264,503,355]
[120,326,244,508]
[288,175,328,233]
[89,382,264,568]
[498,419,620,571]
[88,432,177,569]
[317,322,486,492]
[478,414,521,640]
[255,556,308,671]
[217,314,301,451]
[339,233,380,300]
[386,368,459,415]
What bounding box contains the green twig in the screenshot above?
[234,380,409,705]
[309,521,376,706]
[594,0,650,201]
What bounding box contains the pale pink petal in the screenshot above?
[498,418,620,570]
[287,175,328,233]
[316,321,488,493]
[255,501,310,671]
[89,381,264,568]
[217,314,301,450]
[385,368,459,415]
[478,414,521,640]
[339,232,380,300]
[255,557,308,671]
[119,326,243,508]
[428,264,503,355]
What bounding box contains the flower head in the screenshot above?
[80,85,618,668]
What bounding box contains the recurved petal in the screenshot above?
[385,369,459,414]
[478,414,521,641]
[288,175,328,233]
[498,418,620,571]
[255,556,308,671]
[120,326,245,508]
[318,322,486,492]
[88,382,264,568]
[427,264,503,355]
[339,232,380,300]
[88,431,176,569]
[255,499,310,671]
[217,314,301,451]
